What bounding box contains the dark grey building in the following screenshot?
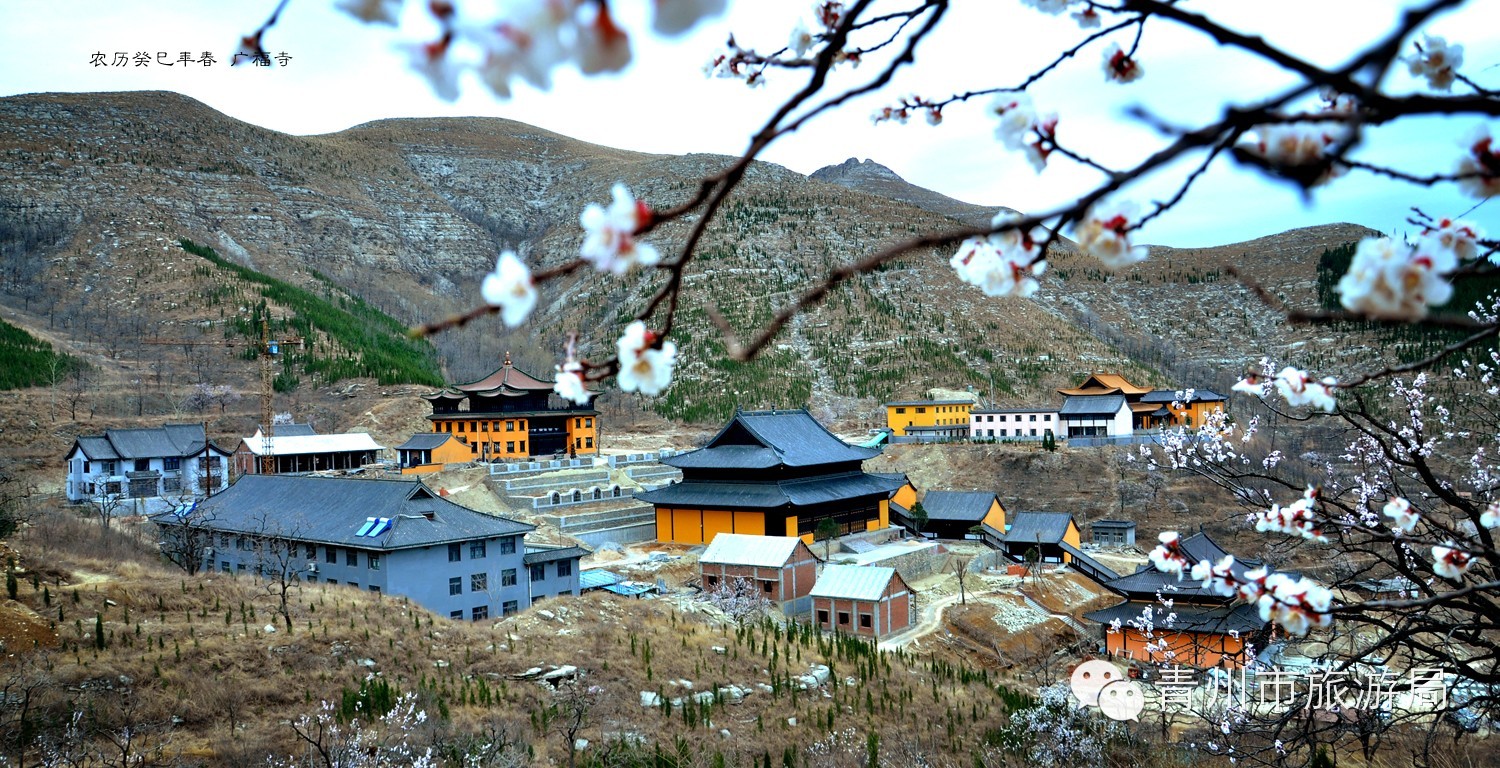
[156,475,583,621]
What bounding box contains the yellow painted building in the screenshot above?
[421,354,600,460]
[642,409,904,546]
[883,399,975,437]
[395,433,472,475]
[1060,373,1227,431]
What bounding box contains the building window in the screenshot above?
[502,600,519,616]
[507,441,515,452]
[586,418,593,428]
[817,609,829,625]
[530,564,545,582]
[520,441,526,454]
[449,577,462,595]
[237,564,246,574]
[368,555,380,570]
[448,543,461,562]
[895,407,906,414]
[306,574,317,583]
[1029,415,1037,421]
[916,407,926,414]
[506,421,515,432]
[500,537,516,554]
[557,561,572,577]
[348,582,358,590]
[305,544,316,559]
[369,586,380,594]
[1030,429,1037,436]
[760,580,774,594]
[838,612,850,626]
[1045,415,1052,421]
[470,541,486,559]
[325,547,337,564]
[585,437,593,448]
[220,561,230,573]
[326,579,336,585]
[346,550,358,567]
[502,568,517,586]
[472,606,488,621]
[860,614,872,628]
[471,573,488,592]
[164,457,181,471]
[450,610,463,620]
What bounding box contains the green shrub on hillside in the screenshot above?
[179,239,443,388]
[0,318,81,390]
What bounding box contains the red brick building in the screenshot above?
[810,564,912,638]
[699,533,818,612]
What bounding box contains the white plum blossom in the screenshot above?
[336,0,402,25]
[616,321,677,396]
[789,19,814,57]
[1020,0,1073,14]
[1072,7,1101,28]
[949,213,1047,298]
[1336,236,1456,320]
[1432,543,1473,580]
[1405,35,1463,91]
[1243,123,1346,187]
[653,0,728,36]
[1273,366,1338,412]
[480,250,536,327]
[474,4,571,98]
[1102,43,1143,84]
[1254,573,1333,637]
[1481,502,1500,529]
[990,94,1057,172]
[401,39,462,102]
[1421,218,1484,264]
[1382,497,1421,533]
[1456,125,1500,199]
[553,359,589,405]
[1074,201,1149,269]
[1148,531,1189,578]
[580,183,660,274]
[1253,487,1326,542]
[575,4,632,75]
[1190,555,1237,598]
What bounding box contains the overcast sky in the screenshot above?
[1,0,1495,247]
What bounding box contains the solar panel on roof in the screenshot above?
[368,518,392,537]
[355,517,377,537]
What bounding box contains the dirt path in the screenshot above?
[878,590,968,651]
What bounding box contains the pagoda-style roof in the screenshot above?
[663,409,879,470]
[1103,532,1260,601]
[1083,602,1264,634]
[1057,373,1152,397]
[638,471,903,510]
[455,353,555,394]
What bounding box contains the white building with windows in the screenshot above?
[65,424,231,514]
[969,407,1059,440]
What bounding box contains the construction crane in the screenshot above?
[141,319,304,475]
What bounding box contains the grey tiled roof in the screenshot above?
[1103,532,1258,599]
[260,423,317,437]
[523,545,590,564]
[1003,511,1075,545]
[638,472,904,510]
[165,475,532,551]
[396,433,461,451]
[921,491,998,522]
[1058,395,1126,417]
[1083,601,1263,633]
[70,423,227,461]
[1139,389,1228,404]
[664,410,878,470]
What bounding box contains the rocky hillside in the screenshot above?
[0,91,1379,436]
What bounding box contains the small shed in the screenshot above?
[396,433,472,474]
[895,490,1006,540]
[1091,519,1137,547]
[809,564,911,638]
[984,511,1081,564]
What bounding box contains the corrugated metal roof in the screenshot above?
[168,475,532,550]
[810,564,899,601]
[921,491,998,522]
[1058,394,1126,417]
[700,533,803,568]
[238,433,385,456]
[1003,511,1074,544]
[579,569,620,590]
[664,410,878,470]
[255,424,317,437]
[395,433,461,451]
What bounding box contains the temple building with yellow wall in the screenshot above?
[883,399,974,438]
[641,409,905,546]
[420,353,598,461]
